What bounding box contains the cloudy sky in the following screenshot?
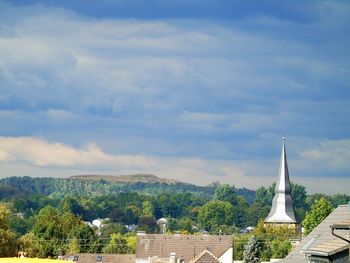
[0,0,349,194]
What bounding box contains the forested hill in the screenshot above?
[70,174,180,184]
[0,175,255,202]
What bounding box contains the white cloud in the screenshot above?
[0,2,349,194]
[299,139,350,171]
[1,136,349,194]
[0,136,156,169]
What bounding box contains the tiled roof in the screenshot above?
[281,204,350,263]
[189,249,220,263]
[64,253,135,263]
[332,220,350,229]
[136,234,232,262]
[304,239,349,257]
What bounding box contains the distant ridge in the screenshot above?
[69,174,185,185]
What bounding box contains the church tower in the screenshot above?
[265,137,298,225]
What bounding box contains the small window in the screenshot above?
[71,255,79,262]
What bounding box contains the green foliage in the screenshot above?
[214,184,237,205]
[1,175,349,259]
[103,233,134,254]
[141,200,154,217]
[271,239,292,259]
[198,200,233,230]
[233,234,250,260]
[103,233,128,253]
[18,232,40,257]
[243,235,262,263]
[109,208,125,223]
[232,196,249,228]
[28,205,99,257]
[0,203,12,229]
[68,223,99,253]
[67,238,80,253]
[0,203,17,257]
[255,186,273,206]
[124,205,140,224]
[245,203,270,227]
[0,229,17,257]
[10,215,34,236]
[137,216,159,233]
[303,197,333,235]
[249,220,296,261]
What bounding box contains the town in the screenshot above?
[0,0,349,262]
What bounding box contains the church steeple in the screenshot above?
[265,137,298,224]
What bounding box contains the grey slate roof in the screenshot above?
[265,138,297,224]
[280,204,350,263]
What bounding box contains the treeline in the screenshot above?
[0,176,256,204]
[0,176,349,258]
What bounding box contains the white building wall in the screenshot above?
[219,247,233,263]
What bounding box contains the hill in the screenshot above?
[69,174,181,184]
[0,175,256,204]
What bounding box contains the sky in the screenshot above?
[0,0,349,194]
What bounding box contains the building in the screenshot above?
[64,253,135,263]
[281,204,350,263]
[135,234,233,263]
[264,137,298,227]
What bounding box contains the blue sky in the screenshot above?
[0,0,349,194]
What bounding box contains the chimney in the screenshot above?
[169,252,176,263]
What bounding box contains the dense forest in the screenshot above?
[0,175,349,259]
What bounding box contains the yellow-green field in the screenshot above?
[0,259,67,263]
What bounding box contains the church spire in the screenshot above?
[265,137,297,224]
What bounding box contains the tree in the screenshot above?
[0,203,17,257]
[137,216,159,233]
[124,205,140,224]
[61,196,84,216]
[198,200,234,231]
[67,238,80,253]
[291,183,307,209]
[31,206,86,257]
[32,206,66,257]
[233,235,250,260]
[109,208,125,223]
[252,220,295,261]
[214,184,237,205]
[232,196,249,227]
[246,203,270,227]
[141,200,154,217]
[68,223,99,253]
[291,183,307,221]
[303,197,333,235]
[255,187,273,206]
[271,239,291,259]
[103,233,129,253]
[18,232,40,257]
[243,235,262,263]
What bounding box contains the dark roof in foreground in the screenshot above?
[281,204,350,263]
[136,234,232,262]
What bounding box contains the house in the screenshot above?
[280,204,350,263]
[189,250,221,263]
[64,253,135,263]
[136,234,233,263]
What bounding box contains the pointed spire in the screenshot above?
[265,137,297,224]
